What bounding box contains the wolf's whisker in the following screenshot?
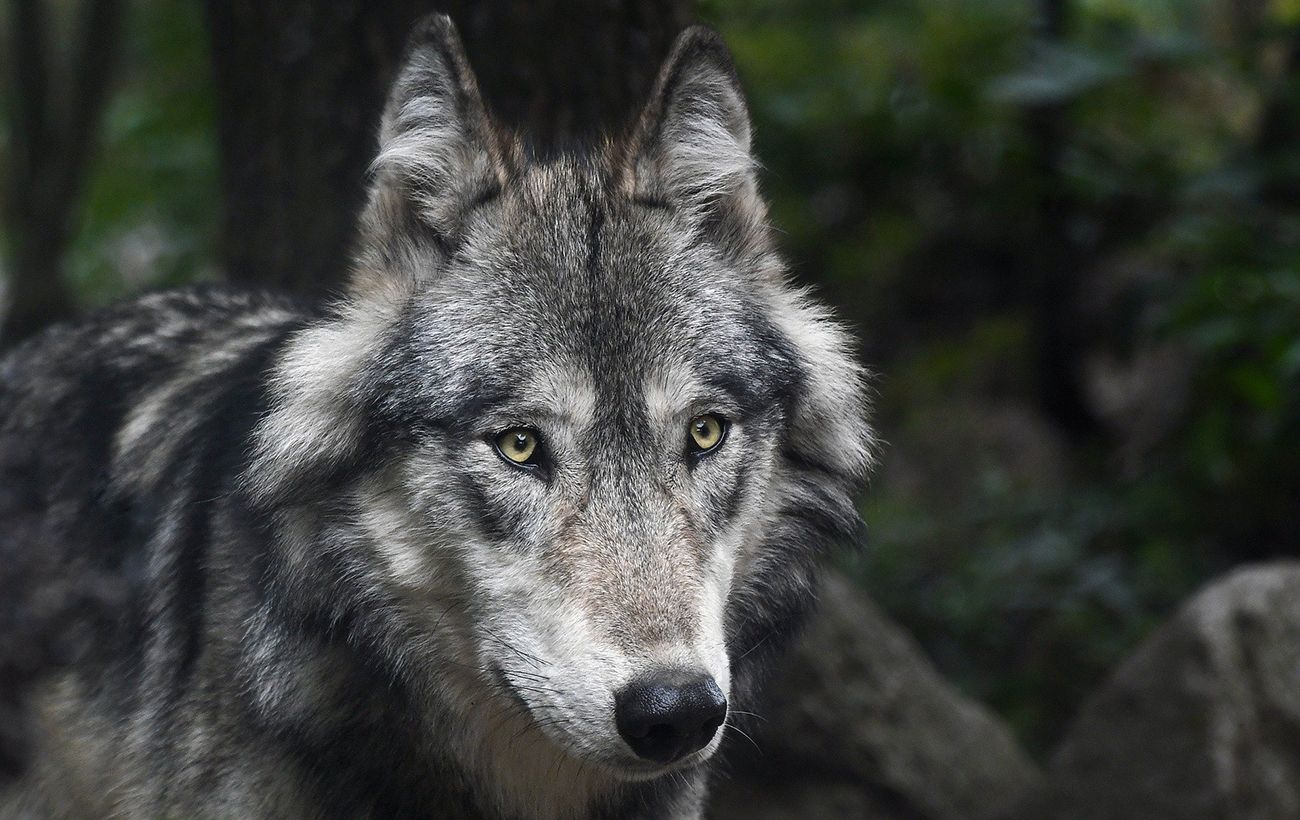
[724,720,762,754]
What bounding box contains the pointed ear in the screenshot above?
[625,26,766,250]
[363,14,507,259]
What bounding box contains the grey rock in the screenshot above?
[710,570,1043,819]
[1031,562,1300,820]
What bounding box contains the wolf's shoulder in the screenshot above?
[1,284,310,389]
[0,284,312,505]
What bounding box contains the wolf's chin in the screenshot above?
[609,751,718,783]
[574,737,723,783]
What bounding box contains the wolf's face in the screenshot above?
[354,167,814,777]
[250,16,872,788]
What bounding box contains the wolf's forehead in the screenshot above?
[403,170,799,419]
[437,197,748,355]
[448,265,767,407]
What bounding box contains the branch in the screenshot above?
[6,0,50,212]
[1255,26,1300,204]
[51,0,125,217]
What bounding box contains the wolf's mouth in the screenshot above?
[601,743,720,782]
[487,665,722,780]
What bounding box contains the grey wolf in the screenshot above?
[0,14,872,819]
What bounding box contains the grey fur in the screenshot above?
[0,15,873,819]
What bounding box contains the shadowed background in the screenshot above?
[2,0,1299,814]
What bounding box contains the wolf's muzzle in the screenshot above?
[614,671,727,764]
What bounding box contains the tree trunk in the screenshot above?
[1,0,124,349]
[203,0,692,297]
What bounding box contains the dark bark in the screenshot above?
[203,0,693,297]
[1,0,124,348]
[1254,27,1300,205]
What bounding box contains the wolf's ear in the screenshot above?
[625,27,765,252]
[362,14,507,262]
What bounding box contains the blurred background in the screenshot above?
[1,0,1298,776]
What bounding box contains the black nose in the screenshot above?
[615,671,727,764]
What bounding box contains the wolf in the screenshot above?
[0,14,872,819]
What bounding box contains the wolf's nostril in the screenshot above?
[614,671,727,764]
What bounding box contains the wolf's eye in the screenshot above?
[688,414,727,454]
[495,428,541,467]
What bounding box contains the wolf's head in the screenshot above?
[249,13,872,803]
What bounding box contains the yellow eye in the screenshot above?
[495,428,539,465]
[688,414,726,453]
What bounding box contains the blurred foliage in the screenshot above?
[2,0,1298,758]
[701,0,1300,754]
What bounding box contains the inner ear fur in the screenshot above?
[355,14,513,290]
[623,26,768,255]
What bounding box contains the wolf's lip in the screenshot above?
[600,745,715,781]
[488,666,720,779]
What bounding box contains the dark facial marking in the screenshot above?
[455,465,517,544]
